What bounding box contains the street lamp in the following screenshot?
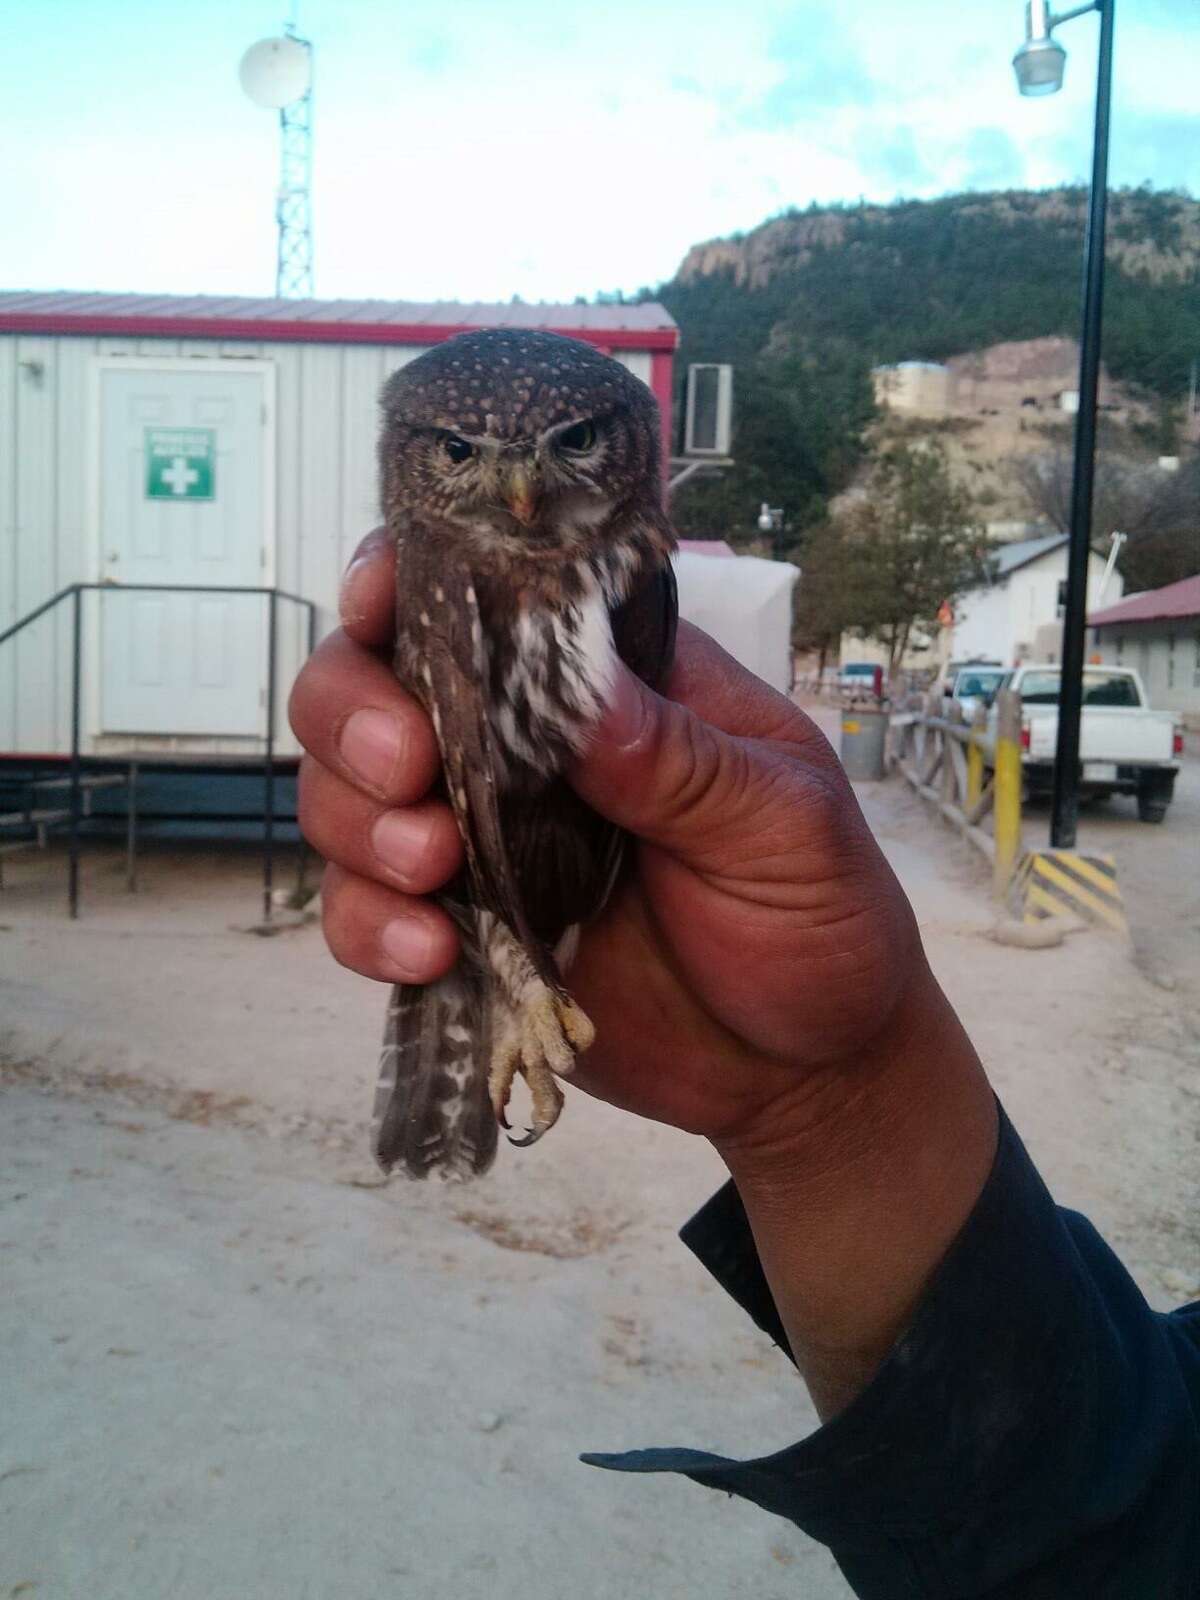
[757,502,784,535]
[1013,0,1115,849]
[1012,0,1068,94]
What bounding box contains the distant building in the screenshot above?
[946,337,1123,419]
[948,533,1122,667]
[871,361,954,416]
[873,339,1135,426]
[1089,575,1200,723]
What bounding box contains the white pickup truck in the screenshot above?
[985,664,1182,823]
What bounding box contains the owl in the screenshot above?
[371,329,677,1178]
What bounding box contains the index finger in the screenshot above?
[339,527,397,647]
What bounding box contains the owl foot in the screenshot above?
[489,986,595,1147]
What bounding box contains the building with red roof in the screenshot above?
[1090,574,1200,722]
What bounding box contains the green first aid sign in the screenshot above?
[144,427,216,501]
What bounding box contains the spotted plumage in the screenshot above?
[371,330,676,1178]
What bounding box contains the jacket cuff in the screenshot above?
[583,1105,1192,1593]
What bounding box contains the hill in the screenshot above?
[649,187,1199,560]
[661,187,1200,400]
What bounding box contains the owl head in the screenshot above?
[378,329,663,558]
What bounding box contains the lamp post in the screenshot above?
[757,501,785,557]
[1013,0,1115,849]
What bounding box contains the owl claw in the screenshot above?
[507,1126,541,1149]
[488,985,593,1148]
[506,1061,565,1147]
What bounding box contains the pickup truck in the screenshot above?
[985,664,1182,823]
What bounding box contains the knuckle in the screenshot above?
[296,758,333,848]
[319,865,375,973]
[654,717,741,839]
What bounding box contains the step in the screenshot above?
[22,773,128,795]
[0,806,72,830]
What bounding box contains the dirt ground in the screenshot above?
[2,712,1198,1600]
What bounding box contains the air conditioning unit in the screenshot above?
[684,364,733,456]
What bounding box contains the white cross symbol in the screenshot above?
[161,456,199,496]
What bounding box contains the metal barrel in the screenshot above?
[839,706,888,781]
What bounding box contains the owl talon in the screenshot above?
[488,985,590,1147]
[507,1061,565,1147]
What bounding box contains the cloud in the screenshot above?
[1,0,1195,303]
[741,12,877,129]
[1110,112,1200,194]
[958,128,1025,192]
[853,125,938,193]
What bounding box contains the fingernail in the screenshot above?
[338,550,380,626]
[340,708,404,791]
[372,809,436,877]
[598,665,646,751]
[381,914,437,980]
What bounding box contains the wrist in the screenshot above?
[712,960,954,1171]
[712,965,998,1418]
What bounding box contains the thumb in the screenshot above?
[571,659,762,865]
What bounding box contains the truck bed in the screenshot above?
[1025,707,1177,766]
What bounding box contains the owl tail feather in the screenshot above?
[371,968,498,1180]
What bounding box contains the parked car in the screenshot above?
[984,664,1183,823]
[839,661,883,696]
[951,666,1007,721]
[934,656,1002,700]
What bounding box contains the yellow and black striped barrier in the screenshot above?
[1017,850,1128,935]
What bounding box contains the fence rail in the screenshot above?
[890,690,1024,898]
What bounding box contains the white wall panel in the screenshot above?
[296,343,344,642]
[340,345,387,567]
[614,350,652,386]
[51,339,92,749]
[13,338,60,751]
[0,337,18,747]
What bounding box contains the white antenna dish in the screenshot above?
[239,35,311,109]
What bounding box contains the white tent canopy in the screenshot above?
[672,549,800,695]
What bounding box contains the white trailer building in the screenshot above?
[0,291,677,908]
[0,290,677,760]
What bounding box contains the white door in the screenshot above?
[99,365,271,736]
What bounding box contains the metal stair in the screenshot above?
[0,769,130,877]
[2,581,316,917]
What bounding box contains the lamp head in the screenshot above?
[1013,1,1067,95]
[1013,35,1067,94]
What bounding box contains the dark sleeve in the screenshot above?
[583,1107,1200,1599]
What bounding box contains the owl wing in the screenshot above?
[502,559,678,945]
[393,517,559,987]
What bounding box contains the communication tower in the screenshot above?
[239,31,314,298]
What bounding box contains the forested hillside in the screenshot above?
[646,186,1199,570]
[662,186,1199,400]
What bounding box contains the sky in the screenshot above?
[0,0,1196,305]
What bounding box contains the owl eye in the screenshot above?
[557,419,597,453]
[442,435,474,465]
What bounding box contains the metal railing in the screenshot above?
[0,582,318,919]
[889,690,1024,898]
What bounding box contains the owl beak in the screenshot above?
[503,463,541,527]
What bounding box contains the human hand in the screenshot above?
[290,530,930,1152]
[293,531,998,1414]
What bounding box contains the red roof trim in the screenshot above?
[0,312,678,351]
[1089,574,1200,627]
